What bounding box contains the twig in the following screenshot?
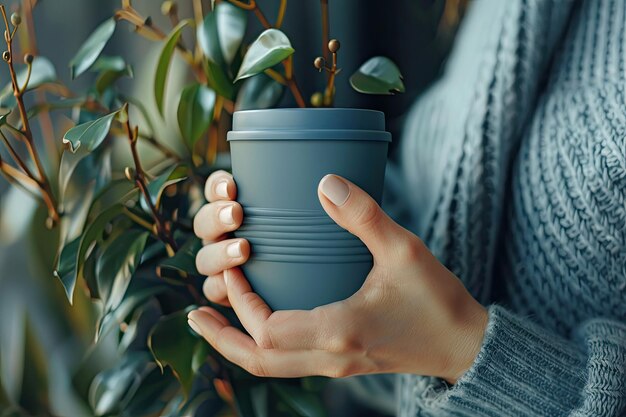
[264,68,286,85]
[226,0,256,10]
[0,5,59,224]
[0,156,37,191]
[320,0,329,64]
[275,0,287,28]
[123,107,178,254]
[0,129,34,178]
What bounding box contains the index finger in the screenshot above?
[205,170,237,203]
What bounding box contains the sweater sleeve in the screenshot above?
[411,306,626,417]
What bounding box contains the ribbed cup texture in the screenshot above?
[234,207,372,263]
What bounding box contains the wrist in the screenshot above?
[441,301,488,384]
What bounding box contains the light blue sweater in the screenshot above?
[375,0,626,415]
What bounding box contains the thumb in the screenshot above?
[317,174,406,261]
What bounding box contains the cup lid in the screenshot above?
[227,108,391,142]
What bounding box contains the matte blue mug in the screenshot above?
[227,108,390,310]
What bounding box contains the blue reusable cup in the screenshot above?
[227,108,390,310]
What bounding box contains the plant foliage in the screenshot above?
[0,0,404,416]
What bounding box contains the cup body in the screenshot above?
[227,108,390,310]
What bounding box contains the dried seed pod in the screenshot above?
[328,39,340,53]
[2,51,10,61]
[23,53,33,64]
[313,56,324,71]
[310,92,323,107]
[124,166,135,181]
[10,13,21,27]
[45,216,56,230]
[161,1,177,16]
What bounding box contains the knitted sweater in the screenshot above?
[384,0,626,415]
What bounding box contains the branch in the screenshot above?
[276,0,287,28]
[0,5,60,224]
[123,107,178,253]
[320,0,329,63]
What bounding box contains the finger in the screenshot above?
[318,174,407,261]
[205,170,237,203]
[224,268,342,351]
[197,306,230,326]
[187,309,361,378]
[202,274,231,306]
[223,268,273,348]
[194,202,243,241]
[195,238,250,276]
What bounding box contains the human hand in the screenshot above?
[191,173,488,383]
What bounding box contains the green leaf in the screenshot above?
[198,2,247,65]
[235,29,294,82]
[121,366,177,417]
[155,20,190,115]
[216,2,247,64]
[235,73,284,111]
[97,285,166,341]
[177,84,215,148]
[56,204,125,304]
[88,352,155,416]
[0,57,57,108]
[148,307,198,395]
[159,237,202,276]
[140,165,187,212]
[91,55,126,72]
[96,229,150,311]
[271,383,327,417]
[62,110,120,153]
[349,56,405,95]
[92,56,134,95]
[69,18,117,79]
[203,60,234,99]
[58,146,90,202]
[191,341,211,374]
[53,236,81,302]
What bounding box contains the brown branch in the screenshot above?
[276,0,287,28]
[0,129,34,178]
[226,0,256,10]
[320,0,329,63]
[123,109,178,253]
[0,5,59,224]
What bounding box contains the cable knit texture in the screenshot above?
[393,0,626,416]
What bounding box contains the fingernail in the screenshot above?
[319,175,350,206]
[226,241,242,258]
[224,269,230,286]
[216,181,229,198]
[218,205,234,225]
[188,317,202,335]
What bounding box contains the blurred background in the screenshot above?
[0,0,467,416]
